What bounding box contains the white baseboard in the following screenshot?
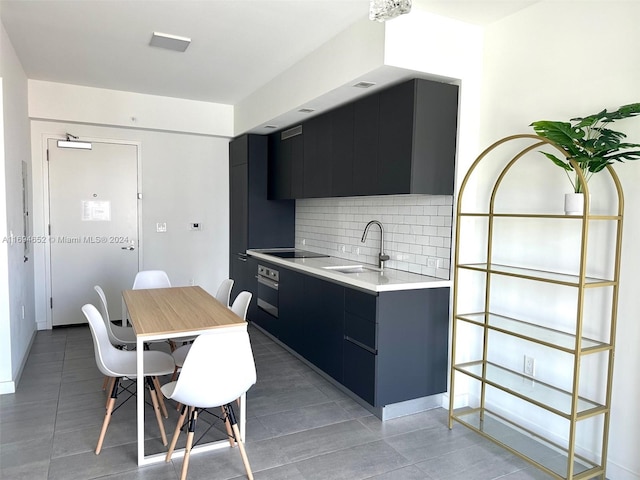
[606,461,639,480]
[0,380,16,394]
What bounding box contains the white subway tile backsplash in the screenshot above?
[295,194,453,280]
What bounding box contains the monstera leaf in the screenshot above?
[531,103,640,192]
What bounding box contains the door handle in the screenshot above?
[121,246,135,251]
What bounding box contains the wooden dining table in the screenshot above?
[122,285,247,466]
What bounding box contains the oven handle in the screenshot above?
[257,275,279,290]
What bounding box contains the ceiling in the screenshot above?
[1,0,539,125]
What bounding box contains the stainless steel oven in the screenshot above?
[256,264,279,318]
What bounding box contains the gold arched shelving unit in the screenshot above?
[448,134,622,480]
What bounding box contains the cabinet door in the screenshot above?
[376,288,450,405]
[343,340,375,405]
[353,93,379,196]
[278,266,305,350]
[230,254,248,306]
[331,103,355,197]
[290,133,304,199]
[378,80,414,194]
[410,79,458,195]
[229,138,248,256]
[267,132,292,200]
[303,275,344,382]
[247,135,295,248]
[245,257,259,321]
[230,162,248,255]
[303,114,332,198]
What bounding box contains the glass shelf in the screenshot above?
[454,361,605,419]
[459,212,621,221]
[451,408,602,480]
[457,263,614,287]
[456,312,610,354]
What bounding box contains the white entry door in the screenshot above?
[48,138,139,326]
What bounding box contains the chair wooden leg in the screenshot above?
[96,377,120,454]
[170,365,180,382]
[152,376,169,418]
[101,375,109,390]
[180,408,198,480]
[166,404,188,462]
[146,377,168,446]
[104,377,116,406]
[225,404,253,480]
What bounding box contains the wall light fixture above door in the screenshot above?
[57,133,92,150]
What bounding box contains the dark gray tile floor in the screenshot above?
[0,324,553,479]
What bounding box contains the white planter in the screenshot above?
[564,193,590,215]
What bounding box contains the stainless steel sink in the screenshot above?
[322,265,377,274]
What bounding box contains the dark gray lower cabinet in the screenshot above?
[247,261,450,408]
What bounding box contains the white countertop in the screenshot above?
[247,249,451,293]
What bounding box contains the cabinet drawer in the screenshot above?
[343,340,375,405]
[344,288,376,322]
[344,312,376,352]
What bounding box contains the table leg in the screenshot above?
[136,335,145,465]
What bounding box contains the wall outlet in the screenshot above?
[524,355,535,377]
[189,222,201,230]
[355,247,360,256]
[427,257,437,268]
[156,222,167,233]
[302,238,306,246]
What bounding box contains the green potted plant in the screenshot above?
[531,103,640,213]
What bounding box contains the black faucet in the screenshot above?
[361,220,390,270]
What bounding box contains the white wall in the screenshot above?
[29,80,233,137]
[0,21,36,394]
[30,119,231,330]
[475,2,640,479]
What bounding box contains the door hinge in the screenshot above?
[50,297,53,309]
[46,150,49,162]
[48,224,51,236]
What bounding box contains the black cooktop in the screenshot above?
[267,249,329,259]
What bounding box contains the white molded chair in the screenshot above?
[162,326,257,480]
[94,285,136,347]
[168,278,235,352]
[230,290,252,320]
[171,291,252,379]
[132,270,171,289]
[215,278,235,308]
[82,304,176,454]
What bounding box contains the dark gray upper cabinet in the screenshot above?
[352,93,380,196]
[267,77,458,199]
[229,134,295,298]
[303,114,332,198]
[330,103,355,197]
[267,127,303,200]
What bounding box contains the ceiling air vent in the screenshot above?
[297,108,315,114]
[281,125,303,140]
[353,81,376,89]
